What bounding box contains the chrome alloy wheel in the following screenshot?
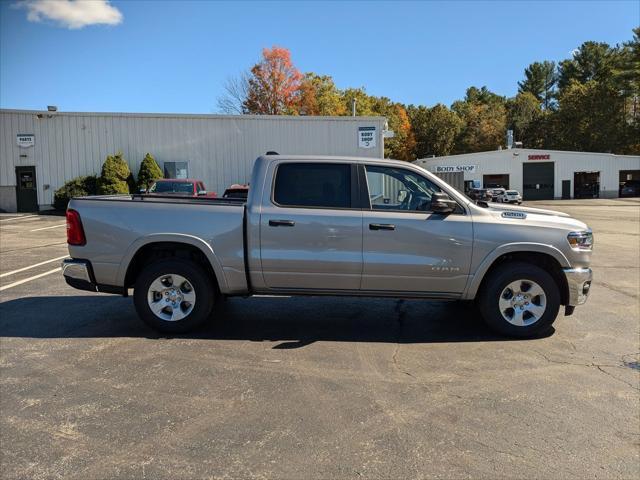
[147,274,196,322]
[498,279,547,326]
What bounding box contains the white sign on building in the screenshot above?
[16,134,35,148]
[358,126,377,149]
[434,165,477,173]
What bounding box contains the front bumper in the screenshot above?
[563,267,593,306]
[62,259,125,295]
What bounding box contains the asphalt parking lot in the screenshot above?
[1,199,639,479]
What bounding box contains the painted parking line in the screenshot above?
[0,267,61,292]
[0,214,40,223]
[0,215,40,224]
[29,223,66,232]
[0,255,69,278]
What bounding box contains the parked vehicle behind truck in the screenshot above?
[62,154,593,338]
[142,178,216,198]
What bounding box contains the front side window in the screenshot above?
[365,165,441,212]
[274,163,351,208]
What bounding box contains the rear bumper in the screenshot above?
[563,267,592,306]
[61,259,125,295]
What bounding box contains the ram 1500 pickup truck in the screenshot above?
[62,154,593,337]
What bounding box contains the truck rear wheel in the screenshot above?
[133,258,215,334]
[477,261,560,338]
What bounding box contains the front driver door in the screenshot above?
[259,162,362,291]
[361,164,473,295]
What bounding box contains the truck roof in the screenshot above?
[258,154,406,165]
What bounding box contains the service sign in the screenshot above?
[434,165,477,173]
[528,154,550,160]
[358,126,377,149]
[17,134,35,148]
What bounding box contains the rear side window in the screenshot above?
[274,163,351,208]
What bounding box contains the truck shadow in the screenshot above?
[0,295,552,346]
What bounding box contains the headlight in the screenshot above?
[567,230,593,250]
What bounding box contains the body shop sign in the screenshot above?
[434,165,477,173]
[17,134,35,148]
[358,126,377,148]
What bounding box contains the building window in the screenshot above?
[164,162,188,179]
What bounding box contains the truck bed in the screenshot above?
[67,194,248,294]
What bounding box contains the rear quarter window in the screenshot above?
[273,163,351,208]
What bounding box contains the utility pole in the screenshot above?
[352,98,357,117]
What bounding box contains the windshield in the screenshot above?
[149,181,194,194]
[506,190,518,194]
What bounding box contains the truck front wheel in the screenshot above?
[133,258,215,334]
[477,261,560,338]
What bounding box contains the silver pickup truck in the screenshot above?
[62,154,593,337]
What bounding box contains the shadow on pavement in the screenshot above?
[0,295,551,346]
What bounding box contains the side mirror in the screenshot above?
[430,192,457,214]
[197,190,207,196]
[397,189,408,202]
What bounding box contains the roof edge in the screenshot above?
[0,108,387,122]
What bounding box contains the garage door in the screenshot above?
[523,162,554,200]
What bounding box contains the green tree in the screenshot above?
[53,175,98,211]
[506,92,544,148]
[408,104,462,158]
[518,60,557,109]
[554,80,629,153]
[340,87,377,116]
[297,73,347,116]
[136,153,163,191]
[97,152,135,195]
[452,86,507,153]
[558,41,614,90]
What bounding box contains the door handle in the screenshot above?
[269,219,295,227]
[369,223,395,231]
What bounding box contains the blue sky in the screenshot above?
[1,1,638,113]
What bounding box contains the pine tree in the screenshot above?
[136,153,163,191]
[97,152,134,194]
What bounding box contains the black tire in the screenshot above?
[477,261,560,338]
[133,258,215,334]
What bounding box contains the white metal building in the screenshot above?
[415,148,640,200]
[0,109,386,212]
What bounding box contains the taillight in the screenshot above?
[66,209,86,246]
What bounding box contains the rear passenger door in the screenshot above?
[259,162,363,291]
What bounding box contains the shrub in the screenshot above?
[136,153,163,191]
[53,175,98,211]
[97,152,135,194]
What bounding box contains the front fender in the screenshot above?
[116,233,229,293]
[462,242,571,300]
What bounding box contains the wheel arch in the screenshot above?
[118,235,227,293]
[464,243,570,305]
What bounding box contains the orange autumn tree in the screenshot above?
[244,47,303,115]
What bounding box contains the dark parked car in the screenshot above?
[620,180,640,198]
[490,188,506,202]
[469,188,493,202]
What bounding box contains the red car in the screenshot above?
[145,179,217,198]
[222,183,249,199]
